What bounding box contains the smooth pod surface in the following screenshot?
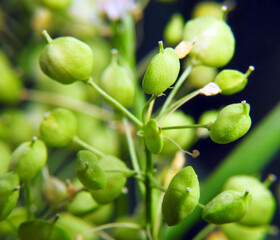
[162,166,200,226]
[144,119,164,154]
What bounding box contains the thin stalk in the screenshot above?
[24,181,32,220]
[20,88,113,121]
[161,123,210,130]
[158,64,192,117]
[72,136,105,158]
[123,118,145,194]
[192,224,216,240]
[87,78,143,128]
[142,95,157,124]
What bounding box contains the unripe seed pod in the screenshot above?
[162,166,200,226]
[183,16,235,67]
[214,66,255,95]
[164,13,185,45]
[39,30,94,84]
[144,119,164,154]
[76,150,107,190]
[0,51,22,104]
[209,101,251,144]
[191,1,223,19]
[90,155,128,204]
[0,172,20,221]
[39,108,77,147]
[221,223,268,240]
[202,190,251,225]
[160,111,195,155]
[18,219,71,240]
[9,138,48,182]
[223,175,276,226]
[142,41,180,94]
[100,50,135,108]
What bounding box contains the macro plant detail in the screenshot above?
[0,1,279,240]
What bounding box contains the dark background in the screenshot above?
[138,0,280,238]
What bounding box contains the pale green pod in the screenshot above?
[0,172,20,221]
[202,190,251,225]
[162,166,200,226]
[209,102,251,144]
[187,65,217,89]
[164,13,185,45]
[223,175,276,226]
[191,1,223,19]
[183,16,235,67]
[39,31,94,84]
[144,119,164,154]
[90,155,128,204]
[0,141,11,175]
[76,150,107,190]
[39,108,77,147]
[9,138,48,182]
[142,41,180,94]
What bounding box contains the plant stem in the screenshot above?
[87,78,143,128]
[24,181,32,220]
[192,224,216,240]
[20,88,113,121]
[123,118,145,194]
[161,123,210,130]
[72,136,106,158]
[142,95,157,124]
[158,64,192,117]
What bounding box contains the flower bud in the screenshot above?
[90,155,128,204]
[10,138,48,182]
[209,101,251,144]
[142,41,180,94]
[100,50,135,108]
[0,172,20,221]
[39,30,94,84]
[162,166,200,226]
[76,150,107,190]
[214,66,254,95]
[223,175,276,226]
[202,190,251,225]
[183,16,235,67]
[144,119,164,154]
[39,108,77,147]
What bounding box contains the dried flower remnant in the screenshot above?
[97,0,138,20]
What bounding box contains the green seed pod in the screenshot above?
[0,51,22,104]
[90,155,128,204]
[202,190,251,225]
[10,138,47,182]
[209,101,251,144]
[83,203,113,225]
[183,16,235,67]
[39,30,94,84]
[144,119,164,154]
[191,1,223,19]
[197,109,218,138]
[100,49,135,108]
[223,175,276,226]
[142,41,180,94]
[160,111,195,155]
[164,13,185,45]
[221,223,268,240]
[162,166,200,226]
[76,150,107,190]
[39,108,77,147]
[18,220,71,240]
[0,172,20,221]
[0,141,11,175]
[214,66,255,95]
[38,0,71,11]
[187,64,217,89]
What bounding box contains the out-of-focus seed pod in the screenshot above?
[164,13,185,45]
[144,119,164,154]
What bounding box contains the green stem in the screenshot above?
[20,88,113,121]
[161,123,210,130]
[123,118,145,194]
[142,95,157,124]
[147,173,167,192]
[72,136,106,158]
[24,181,32,220]
[192,224,216,240]
[87,78,143,128]
[158,64,192,117]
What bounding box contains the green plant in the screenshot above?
[0,1,278,240]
